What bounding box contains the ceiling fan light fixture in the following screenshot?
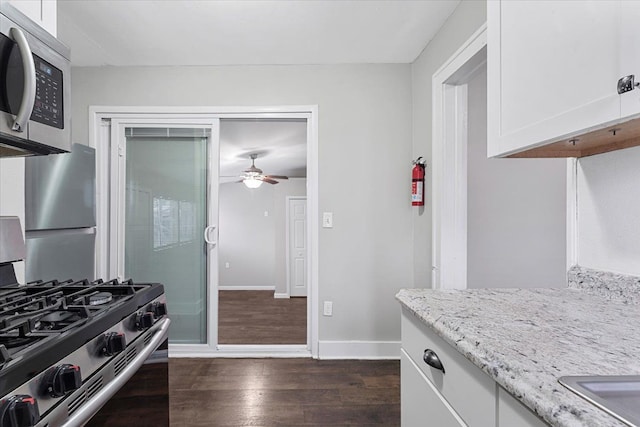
[237,154,287,187]
[243,177,263,189]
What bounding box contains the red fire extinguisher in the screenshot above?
[411,157,426,206]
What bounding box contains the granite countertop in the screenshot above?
[396,267,640,427]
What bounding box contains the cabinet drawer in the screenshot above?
[401,350,466,427]
[401,309,496,427]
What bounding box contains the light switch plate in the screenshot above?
[322,212,333,228]
[323,301,333,316]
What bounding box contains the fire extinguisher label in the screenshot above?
[411,181,423,202]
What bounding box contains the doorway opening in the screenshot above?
[432,26,567,290]
[217,118,308,345]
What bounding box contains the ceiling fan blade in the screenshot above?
[264,175,288,180]
[261,177,279,184]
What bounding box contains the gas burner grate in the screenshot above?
[0,335,38,349]
[34,310,86,332]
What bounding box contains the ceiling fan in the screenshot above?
[238,154,288,188]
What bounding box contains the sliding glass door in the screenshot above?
[110,120,219,345]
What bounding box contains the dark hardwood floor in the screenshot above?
[218,290,307,345]
[169,358,400,426]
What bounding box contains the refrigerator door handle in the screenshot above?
[204,225,217,246]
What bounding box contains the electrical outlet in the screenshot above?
[323,301,333,316]
[225,262,230,269]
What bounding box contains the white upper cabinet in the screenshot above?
[487,0,640,158]
[5,0,57,36]
[620,1,640,118]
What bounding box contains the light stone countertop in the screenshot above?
[396,285,640,427]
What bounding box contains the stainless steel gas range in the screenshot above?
[0,217,170,427]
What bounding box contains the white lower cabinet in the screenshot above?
[401,309,550,427]
[497,386,548,427]
[401,350,466,427]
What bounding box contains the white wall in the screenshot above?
[218,178,307,294]
[577,146,640,275]
[411,0,487,288]
[218,182,276,288]
[466,67,567,288]
[71,64,413,349]
[218,178,306,292]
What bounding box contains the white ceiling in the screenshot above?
[57,0,461,67]
[56,0,460,180]
[219,119,307,181]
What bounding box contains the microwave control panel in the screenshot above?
[31,54,63,130]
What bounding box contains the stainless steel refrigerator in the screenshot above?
[25,144,96,282]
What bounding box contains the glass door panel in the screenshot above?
[123,127,209,344]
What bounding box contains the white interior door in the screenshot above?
[110,118,219,346]
[288,197,307,297]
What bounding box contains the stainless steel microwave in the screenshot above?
[0,2,71,157]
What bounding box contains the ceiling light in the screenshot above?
[243,178,263,189]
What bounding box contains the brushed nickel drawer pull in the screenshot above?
[423,349,445,373]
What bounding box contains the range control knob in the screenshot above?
[0,395,39,427]
[135,311,154,330]
[151,302,167,318]
[44,364,82,398]
[102,332,126,356]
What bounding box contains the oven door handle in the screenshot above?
[9,27,36,133]
[60,317,171,427]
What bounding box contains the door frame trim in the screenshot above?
[89,105,319,358]
[432,24,487,290]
